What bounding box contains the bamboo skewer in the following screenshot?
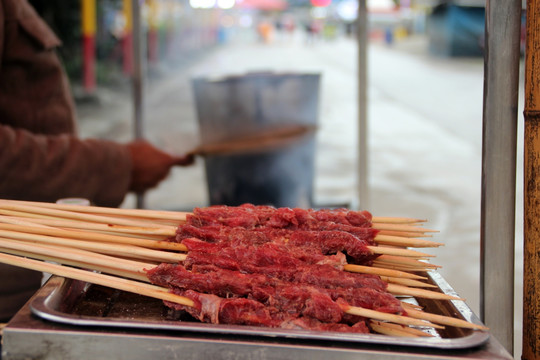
[0,251,195,307]
[0,236,486,332]
[0,220,434,260]
[0,215,176,237]
[400,302,488,331]
[343,264,427,280]
[0,236,449,307]
[371,217,426,225]
[0,251,442,330]
[343,305,442,329]
[366,246,434,258]
[0,200,490,334]
[0,225,437,286]
[0,246,464,334]
[0,209,444,289]
[0,218,435,282]
[0,199,427,226]
[0,214,443,248]
[371,223,439,234]
[0,202,178,229]
[369,320,435,337]
[0,233,456,302]
[377,230,434,238]
[0,217,441,284]
[0,239,151,282]
[374,234,443,248]
[379,276,437,289]
[0,228,185,263]
[386,284,463,301]
[0,199,189,222]
[0,201,453,300]
[0,222,183,251]
[373,255,442,269]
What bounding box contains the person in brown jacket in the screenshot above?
[0,0,193,321]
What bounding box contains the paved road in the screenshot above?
[78,32,523,357]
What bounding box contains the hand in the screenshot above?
[173,153,195,166]
[127,140,175,193]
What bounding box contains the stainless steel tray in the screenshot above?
[29,271,490,350]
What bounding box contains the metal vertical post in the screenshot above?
[480,0,521,354]
[132,0,146,209]
[356,0,368,210]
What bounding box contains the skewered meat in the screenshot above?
[175,224,379,264]
[188,204,373,229]
[163,289,370,333]
[179,238,386,291]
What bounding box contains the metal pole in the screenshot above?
[356,0,368,210]
[480,0,521,354]
[132,0,146,208]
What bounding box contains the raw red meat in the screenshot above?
[175,224,378,264]
[189,204,373,229]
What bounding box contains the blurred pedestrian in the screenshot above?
[283,15,296,42]
[257,19,274,44]
[0,0,194,322]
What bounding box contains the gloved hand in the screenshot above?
[126,140,178,193]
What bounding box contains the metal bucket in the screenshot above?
[191,72,321,208]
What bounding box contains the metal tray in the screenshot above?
[29,271,490,350]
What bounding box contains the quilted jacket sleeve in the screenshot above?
[0,124,132,207]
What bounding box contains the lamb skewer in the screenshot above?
[0,243,484,331]
[0,250,444,330]
[0,199,428,225]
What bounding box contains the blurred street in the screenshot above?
[76,31,524,356]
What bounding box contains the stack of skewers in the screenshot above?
[0,199,488,338]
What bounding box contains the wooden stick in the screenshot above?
[400,301,423,310]
[372,223,439,233]
[401,303,488,331]
[0,251,444,329]
[0,208,64,221]
[0,215,175,237]
[379,276,436,289]
[367,246,434,258]
[343,264,427,280]
[0,215,439,251]
[0,221,437,268]
[369,320,434,337]
[371,263,430,272]
[0,200,429,226]
[370,321,419,337]
[386,284,463,301]
[343,304,443,329]
[0,222,184,251]
[0,240,151,282]
[3,237,441,300]
[0,199,189,222]
[0,252,195,307]
[0,215,53,229]
[372,217,426,225]
[0,201,439,237]
[371,263,438,273]
[374,235,443,248]
[0,229,186,263]
[0,237,151,272]
[0,216,438,281]
[377,230,433,238]
[0,202,178,229]
[373,255,441,269]
[2,232,441,299]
